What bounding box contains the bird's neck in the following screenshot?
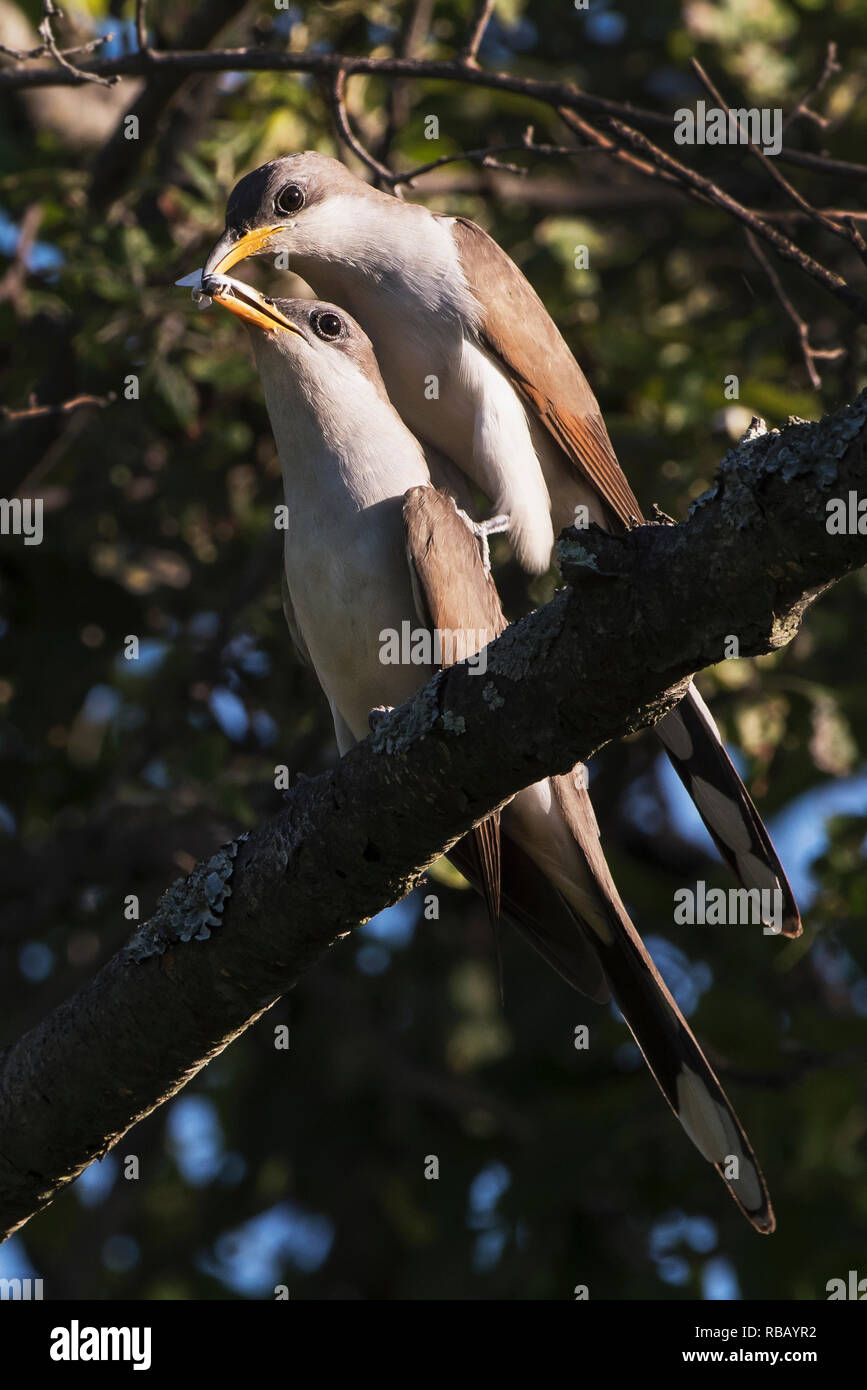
[257,361,430,524]
[290,201,468,320]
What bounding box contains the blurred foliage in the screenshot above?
[1,0,867,1301]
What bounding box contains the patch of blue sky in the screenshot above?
[585,6,627,45]
[94,19,137,58]
[656,750,867,910]
[199,1201,334,1294]
[703,1254,741,1300]
[217,73,249,94]
[223,631,271,677]
[650,1209,720,1288]
[610,934,711,1026]
[251,709,279,746]
[113,641,169,678]
[74,1154,119,1208]
[765,769,867,906]
[468,1162,511,1272]
[473,1227,508,1272]
[82,684,121,722]
[209,685,249,740]
[273,8,303,38]
[0,207,63,275]
[360,891,419,947]
[481,15,538,62]
[166,1094,225,1187]
[18,941,55,983]
[141,759,171,788]
[0,1236,39,1281]
[468,1161,511,1228]
[188,610,220,642]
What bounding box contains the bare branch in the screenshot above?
[690,58,861,255]
[744,230,844,390]
[1,392,116,422]
[783,41,841,134]
[135,0,149,55]
[0,32,111,64]
[0,204,42,309]
[328,67,398,188]
[391,128,577,187]
[460,0,496,67]
[37,0,118,87]
[599,117,867,323]
[1,392,866,1241]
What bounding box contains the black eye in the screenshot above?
[311,311,343,341]
[275,183,304,216]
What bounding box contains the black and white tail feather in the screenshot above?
[451,770,775,1234]
[657,685,800,939]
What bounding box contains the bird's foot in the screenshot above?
[470,513,510,573]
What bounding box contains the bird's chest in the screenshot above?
[282,503,432,734]
[329,284,477,458]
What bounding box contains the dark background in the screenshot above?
[1,0,866,1299]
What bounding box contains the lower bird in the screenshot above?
[192,270,775,1233]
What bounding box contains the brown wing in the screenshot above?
[403,485,507,923]
[449,216,644,530]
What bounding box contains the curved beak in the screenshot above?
[204,274,301,337]
[203,224,284,280]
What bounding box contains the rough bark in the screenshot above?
[0,395,865,1242]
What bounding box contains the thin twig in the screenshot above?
[759,209,867,223]
[37,0,118,87]
[744,230,844,390]
[329,67,397,187]
[0,204,42,309]
[135,0,149,55]
[460,0,496,67]
[557,107,686,190]
[1,393,116,423]
[0,33,111,64]
[391,130,577,186]
[782,41,841,134]
[690,58,861,256]
[600,117,867,323]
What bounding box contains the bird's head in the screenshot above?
[203,274,420,477]
[202,152,386,282]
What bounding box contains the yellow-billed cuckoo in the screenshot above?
[193,269,776,1232]
[192,152,800,938]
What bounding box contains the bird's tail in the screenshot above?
[454,770,775,1233]
[657,683,800,938]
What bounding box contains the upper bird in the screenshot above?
[200,151,800,936]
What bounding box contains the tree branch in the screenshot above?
[1,394,866,1242]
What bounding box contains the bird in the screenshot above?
[191,267,776,1232]
[196,151,801,939]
